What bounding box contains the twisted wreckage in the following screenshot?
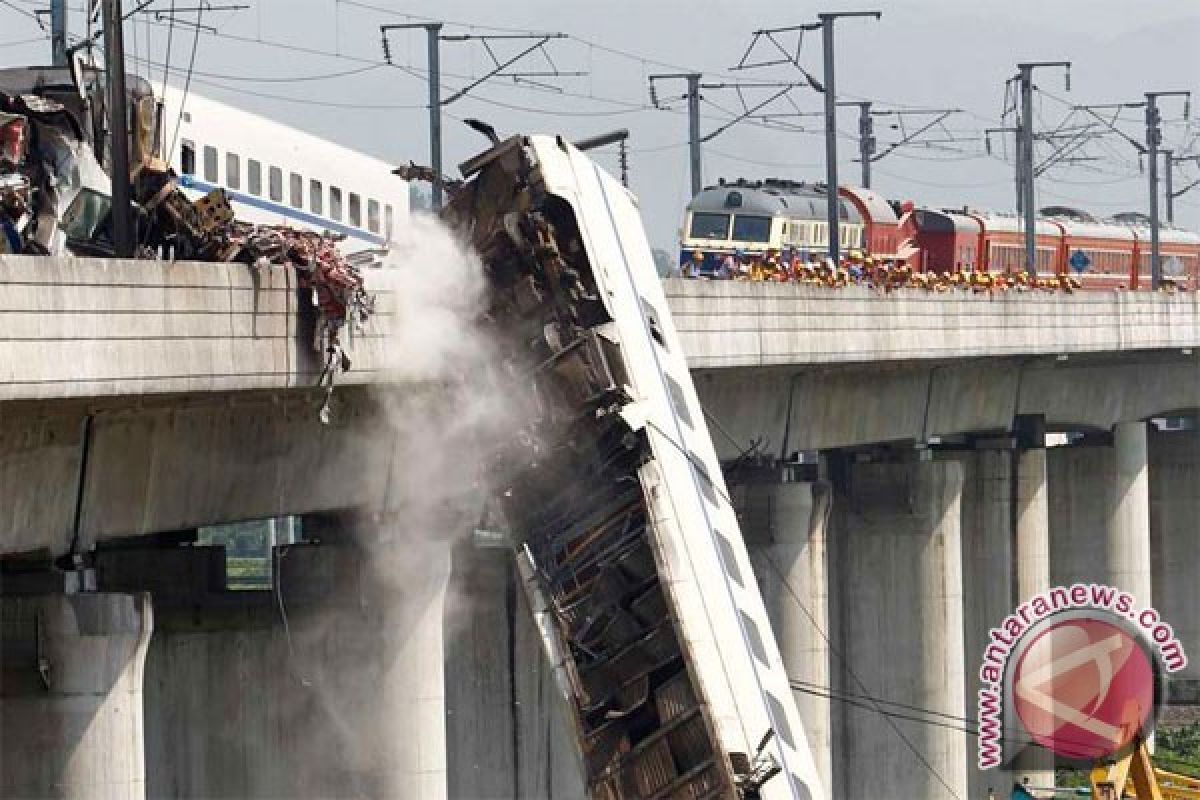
[447,135,823,800]
[0,66,372,375]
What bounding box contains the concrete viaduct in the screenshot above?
[2,257,1198,800]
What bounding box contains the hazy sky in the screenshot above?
[2,0,1197,250]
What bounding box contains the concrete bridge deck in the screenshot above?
[0,255,399,401]
[663,278,1200,369]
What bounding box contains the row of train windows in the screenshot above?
[989,245,1055,272]
[782,221,862,249]
[642,289,799,754]
[180,141,393,235]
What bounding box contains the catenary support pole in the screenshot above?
[1018,65,1036,275]
[1164,149,1175,227]
[817,12,880,264]
[51,0,68,66]
[102,0,134,258]
[427,23,444,210]
[687,73,702,197]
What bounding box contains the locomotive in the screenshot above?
[680,179,1200,289]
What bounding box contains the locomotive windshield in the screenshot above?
[689,211,730,239]
[732,214,772,243]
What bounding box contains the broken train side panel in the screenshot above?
[456,135,822,800]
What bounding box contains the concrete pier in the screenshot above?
[740,478,834,797]
[444,543,584,800]
[1049,423,1152,604]
[1150,427,1200,700]
[143,531,450,799]
[1111,421,1153,603]
[831,460,968,800]
[0,592,153,800]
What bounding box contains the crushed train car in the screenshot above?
[0,65,373,374]
[448,135,823,800]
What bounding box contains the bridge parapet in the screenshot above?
[0,255,399,402]
[664,279,1200,369]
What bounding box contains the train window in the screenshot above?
[202,146,218,182]
[310,180,323,215]
[640,296,667,351]
[765,691,796,749]
[349,193,361,227]
[248,159,262,196]
[226,153,240,190]
[180,140,196,175]
[664,372,693,428]
[289,173,303,209]
[330,187,343,221]
[689,212,730,240]
[732,214,771,243]
[367,199,381,234]
[739,610,770,666]
[713,529,743,587]
[268,167,283,202]
[385,204,394,239]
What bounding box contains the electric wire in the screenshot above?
[166,1,202,160]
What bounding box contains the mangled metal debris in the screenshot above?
[452,136,822,800]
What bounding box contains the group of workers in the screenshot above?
[680,247,1093,294]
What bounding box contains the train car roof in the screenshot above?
[840,185,899,224]
[977,213,1061,236]
[687,181,863,222]
[915,208,982,234]
[1054,219,1137,241]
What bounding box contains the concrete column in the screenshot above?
[742,479,833,798]
[1008,441,1056,796]
[1150,427,1200,702]
[1110,421,1152,603]
[143,533,450,799]
[1,592,153,800]
[831,460,968,800]
[444,542,585,800]
[957,449,1017,799]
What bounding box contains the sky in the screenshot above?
[1,0,1198,252]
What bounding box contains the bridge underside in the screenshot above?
[694,349,1200,457]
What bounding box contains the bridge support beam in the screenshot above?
[0,592,153,800]
[830,459,968,800]
[738,477,834,797]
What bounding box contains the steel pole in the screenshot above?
[687,73,702,197]
[1146,96,1161,289]
[102,0,133,258]
[857,101,873,188]
[1164,150,1174,227]
[821,17,839,263]
[1019,65,1037,275]
[427,24,444,211]
[51,0,68,66]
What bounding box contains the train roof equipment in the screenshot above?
[688,178,863,223]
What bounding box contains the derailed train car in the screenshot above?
[445,135,821,800]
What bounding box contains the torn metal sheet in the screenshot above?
[453,136,823,800]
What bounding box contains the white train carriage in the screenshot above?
[156,86,409,253]
[457,136,822,800]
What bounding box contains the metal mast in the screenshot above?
[1015,61,1070,275]
[1145,91,1190,287]
[102,0,134,258]
[815,12,880,264]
